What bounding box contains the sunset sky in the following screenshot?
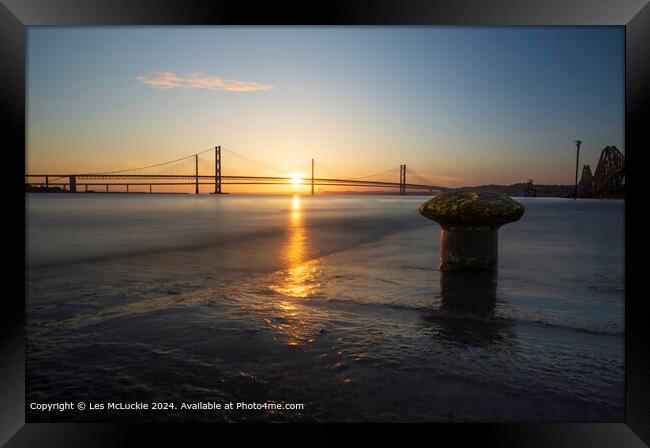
[27,26,624,191]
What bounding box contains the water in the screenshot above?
[25,193,625,422]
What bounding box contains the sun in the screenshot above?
[290,173,304,185]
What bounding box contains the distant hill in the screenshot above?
[25,182,589,198]
[323,183,575,197]
[451,183,574,198]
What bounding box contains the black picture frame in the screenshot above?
[1,0,647,445]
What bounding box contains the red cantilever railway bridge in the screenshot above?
[25,145,446,195]
[576,146,625,195]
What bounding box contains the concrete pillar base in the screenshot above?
[439,229,498,271]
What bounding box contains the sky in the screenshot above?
[27,26,624,191]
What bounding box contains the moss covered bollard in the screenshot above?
[418,191,525,271]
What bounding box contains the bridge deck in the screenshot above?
[25,174,445,191]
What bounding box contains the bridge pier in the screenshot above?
[126,184,129,193]
[106,184,109,192]
[150,184,152,193]
[69,175,77,193]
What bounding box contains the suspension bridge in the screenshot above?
[25,145,446,195]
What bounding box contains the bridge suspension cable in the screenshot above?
[313,159,359,179]
[78,146,216,176]
[348,166,401,181]
[221,146,290,178]
[405,167,436,186]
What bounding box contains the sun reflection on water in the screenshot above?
[269,195,321,298]
[264,195,326,346]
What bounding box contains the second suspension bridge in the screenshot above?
[25,145,446,195]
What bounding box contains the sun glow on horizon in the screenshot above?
[290,173,304,186]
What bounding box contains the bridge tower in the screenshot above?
[311,158,315,195]
[399,165,403,194]
[195,154,199,195]
[593,146,625,193]
[577,165,594,194]
[214,145,222,194]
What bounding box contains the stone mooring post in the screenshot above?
[418,191,525,271]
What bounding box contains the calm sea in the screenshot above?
[26,193,625,422]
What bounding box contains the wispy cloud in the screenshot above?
[137,72,274,92]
